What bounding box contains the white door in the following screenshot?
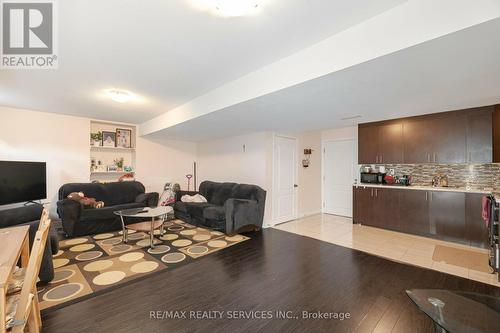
[323,139,356,217]
[273,135,297,225]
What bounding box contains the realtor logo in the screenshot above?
[1,0,57,69]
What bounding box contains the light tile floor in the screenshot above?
[273,214,500,287]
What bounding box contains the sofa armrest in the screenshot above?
[224,198,262,234]
[135,192,159,207]
[175,190,199,202]
[57,199,84,237]
[0,204,44,229]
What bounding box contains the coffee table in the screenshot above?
[406,289,500,333]
[114,206,173,248]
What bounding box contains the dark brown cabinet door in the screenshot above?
[466,193,489,249]
[403,118,437,164]
[353,186,372,224]
[466,107,493,163]
[378,123,403,164]
[429,191,466,244]
[432,115,467,163]
[399,190,429,236]
[358,126,378,164]
[492,106,500,163]
[372,188,400,231]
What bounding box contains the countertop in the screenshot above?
[353,183,492,194]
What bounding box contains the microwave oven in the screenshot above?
[361,172,386,184]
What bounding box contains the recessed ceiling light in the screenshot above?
[104,89,135,103]
[215,0,261,17]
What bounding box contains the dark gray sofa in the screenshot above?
[57,181,159,237]
[0,204,59,283]
[174,181,266,234]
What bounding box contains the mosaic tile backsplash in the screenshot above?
[360,164,500,191]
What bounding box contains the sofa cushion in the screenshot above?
[81,202,144,221]
[58,181,146,207]
[184,202,215,219]
[174,201,188,213]
[203,206,225,221]
[199,181,236,206]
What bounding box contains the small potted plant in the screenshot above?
[90,132,102,146]
[114,157,124,172]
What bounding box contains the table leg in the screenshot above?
[150,217,155,249]
[20,234,30,267]
[120,215,128,243]
[1,288,6,333]
[160,215,165,236]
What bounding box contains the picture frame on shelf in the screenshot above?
[116,128,132,148]
[102,131,116,147]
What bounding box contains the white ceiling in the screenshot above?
[0,0,405,123]
[151,18,500,141]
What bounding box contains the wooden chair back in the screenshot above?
[11,218,51,333]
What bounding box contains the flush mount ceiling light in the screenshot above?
[104,89,135,103]
[215,0,261,17]
[189,0,263,17]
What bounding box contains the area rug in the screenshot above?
[39,220,249,311]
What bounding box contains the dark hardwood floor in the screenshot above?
[42,228,500,333]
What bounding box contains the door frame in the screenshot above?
[272,134,298,226]
[321,138,358,216]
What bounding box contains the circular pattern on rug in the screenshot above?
[196,227,208,231]
[43,283,83,302]
[161,252,186,264]
[167,225,184,231]
[136,239,162,247]
[180,230,197,236]
[163,222,174,227]
[171,239,192,247]
[64,238,88,246]
[69,244,95,252]
[118,229,136,235]
[192,234,211,242]
[153,229,164,235]
[148,245,170,254]
[101,238,122,246]
[186,246,209,255]
[53,250,64,257]
[50,269,76,284]
[160,234,178,241]
[119,252,144,262]
[210,231,224,236]
[93,271,126,286]
[207,240,227,248]
[225,235,244,242]
[75,251,103,261]
[109,244,133,253]
[53,258,69,268]
[93,233,114,240]
[83,259,114,272]
[130,261,159,273]
[127,232,146,240]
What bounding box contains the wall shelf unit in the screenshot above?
[89,120,137,182]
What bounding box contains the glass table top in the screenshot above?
[113,206,173,218]
[406,289,500,333]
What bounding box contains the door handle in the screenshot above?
[375,156,378,163]
[293,184,298,188]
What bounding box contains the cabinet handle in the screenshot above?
[427,153,431,163]
[380,155,383,163]
[425,192,428,201]
[430,192,433,201]
[375,189,378,197]
[468,152,472,162]
[433,153,437,163]
[371,189,374,197]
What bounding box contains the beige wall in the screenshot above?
[0,106,196,215]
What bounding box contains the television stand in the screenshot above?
[24,200,43,206]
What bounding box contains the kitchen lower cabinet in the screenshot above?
[399,190,430,236]
[466,193,489,249]
[429,191,466,244]
[353,186,488,248]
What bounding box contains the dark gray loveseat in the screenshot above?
[174,181,266,234]
[57,181,159,237]
[0,204,59,283]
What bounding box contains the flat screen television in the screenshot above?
[0,161,47,205]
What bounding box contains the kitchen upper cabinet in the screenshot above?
[493,106,500,163]
[466,107,493,163]
[429,191,466,244]
[353,186,372,224]
[466,193,489,249]
[358,126,379,164]
[358,122,403,164]
[399,190,430,236]
[403,117,437,164]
